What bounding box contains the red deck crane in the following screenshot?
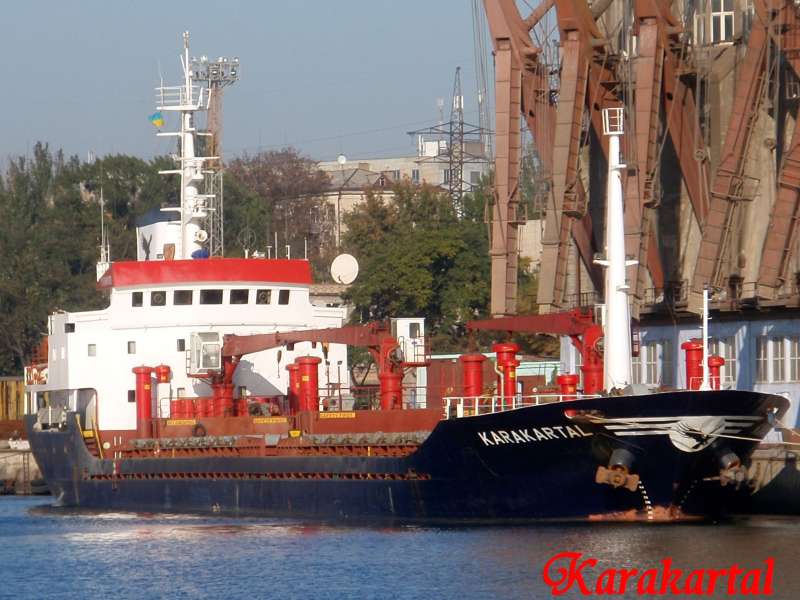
[222,322,426,410]
[467,307,604,394]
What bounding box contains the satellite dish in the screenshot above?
[330,253,359,284]
[337,154,347,166]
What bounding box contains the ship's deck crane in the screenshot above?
[221,322,427,410]
[467,308,604,394]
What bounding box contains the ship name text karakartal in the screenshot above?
[477,425,592,446]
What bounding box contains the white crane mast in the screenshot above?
[597,108,635,391]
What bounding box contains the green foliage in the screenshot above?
[341,181,490,352]
[0,143,556,375]
[226,149,333,276]
[0,145,176,374]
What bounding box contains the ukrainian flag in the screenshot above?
[148,111,165,128]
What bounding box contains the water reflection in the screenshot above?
[3,499,800,599]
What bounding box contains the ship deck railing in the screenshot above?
[687,375,736,390]
[442,394,602,419]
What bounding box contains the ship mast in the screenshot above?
[156,31,213,259]
[597,108,634,391]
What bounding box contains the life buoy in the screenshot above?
[192,423,207,438]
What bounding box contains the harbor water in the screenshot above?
[2,496,800,599]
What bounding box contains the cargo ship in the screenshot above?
[24,33,788,522]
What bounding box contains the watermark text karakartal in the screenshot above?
[542,552,775,596]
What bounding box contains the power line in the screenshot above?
[227,110,482,156]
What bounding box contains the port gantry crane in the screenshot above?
[482,0,800,315]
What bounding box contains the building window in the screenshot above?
[256,289,272,305]
[773,337,786,382]
[132,292,143,307]
[127,341,136,355]
[695,0,734,44]
[411,169,420,184]
[790,337,800,382]
[230,289,249,305]
[442,169,451,184]
[391,169,401,181]
[150,290,166,306]
[64,323,75,333]
[200,289,223,304]
[711,0,734,43]
[661,340,673,386]
[470,171,481,185]
[278,290,290,305]
[756,336,769,383]
[128,390,136,403]
[710,336,738,384]
[174,290,193,305]
[631,353,641,385]
[645,342,658,384]
[87,344,96,357]
[177,339,186,352]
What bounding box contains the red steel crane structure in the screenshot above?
[483,0,800,317]
[468,307,604,393]
[223,322,427,410]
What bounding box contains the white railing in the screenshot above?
[442,393,602,419]
[155,84,205,110]
[687,375,736,390]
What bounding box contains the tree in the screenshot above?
[0,144,105,372]
[226,148,333,274]
[0,146,176,374]
[341,181,490,352]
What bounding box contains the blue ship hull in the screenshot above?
[26,390,788,522]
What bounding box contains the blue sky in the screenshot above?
[1,1,489,163]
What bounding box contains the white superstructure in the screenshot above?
[23,33,349,433]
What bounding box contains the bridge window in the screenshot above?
[64,323,75,333]
[177,339,186,352]
[278,290,290,305]
[127,341,136,354]
[88,344,96,357]
[256,289,272,305]
[150,290,166,306]
[174,290,193,305]
[230,289,249,304]
[200,289,223,305]
[132,292,143,307]
[128,390,135,403]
